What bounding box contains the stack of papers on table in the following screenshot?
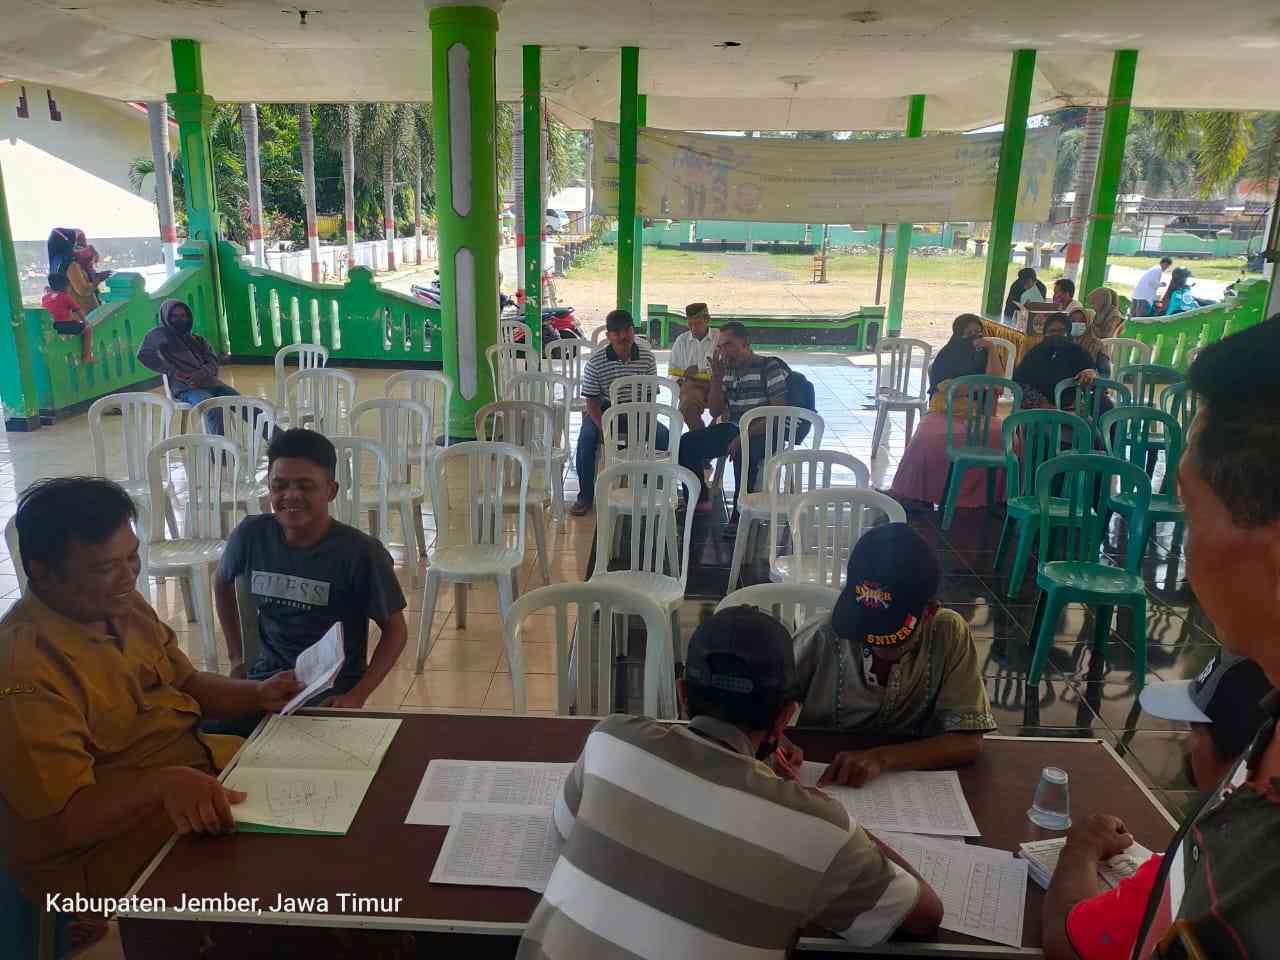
[798,761,981,836]
[411,760,573,893]
[224,714,401,836]
[1019,837,1157,890]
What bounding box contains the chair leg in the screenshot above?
[454,581,467,628]
[1027,590,1064,689]
[993,515,1013,573]
[412,501,428,557]
[1008,519,1039,600]
[191,564,218,671]
[870,406,888,458]
[531,507,551,585]
[414,571,441,674]
[551,464,567,525]
[180,574,197,623]
[1129,595,1148,691]
[163,495,181,540]
[986,468,997,515]
[497,574,524,712]
[726,516,752,592]
[903,407,917,445]
[398,500,419,589]
[1091,604,1114,664]
[941,462,966,530]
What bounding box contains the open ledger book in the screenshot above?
[224,714,401,836]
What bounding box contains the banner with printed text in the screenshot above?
[592,123,1059,224]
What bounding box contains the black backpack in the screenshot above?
[767,358,816,444]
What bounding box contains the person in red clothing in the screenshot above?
[1042,652,1272,960]
[39,273,96,363]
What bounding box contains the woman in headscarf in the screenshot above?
[137,299,241,433]
[1160,267,1198,315]
[1003,267,1047,321]
[1077,286,1125,372]
[890,315,1011,511]
[65,229,112,316]
[1013,312,1102,410]
[46,227,77,282]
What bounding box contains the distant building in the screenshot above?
[0,80,170,300]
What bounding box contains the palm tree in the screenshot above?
[297,103,321,282]
[315,104,362,271]
[145,102,179,272]
[1062,107,1103,281]
[410,104,434,265]
[370,104,412,271]
[241,103,266,266]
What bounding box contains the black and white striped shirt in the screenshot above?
[580,343,657,404]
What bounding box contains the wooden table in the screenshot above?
[118,711,1176,959]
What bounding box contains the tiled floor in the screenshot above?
[6,352,1215,957]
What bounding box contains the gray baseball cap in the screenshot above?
[1140,652,1273,757]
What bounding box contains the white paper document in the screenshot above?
[883,834,1027,948]
[406,760,573,826]
[1019,837,1156,890]
[810,768,980,837]
[280,622,345,715]
[429,807,563,893]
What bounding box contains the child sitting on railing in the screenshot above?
[39,273,96,364]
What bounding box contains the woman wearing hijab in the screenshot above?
[46,227,77,282]
[1003,267,1047,321]
[1159,267,1198,315]
[137,299,240,433]
[890,314,1010,511]
[1013,312,1102,410]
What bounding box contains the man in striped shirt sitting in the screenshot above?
[569,309,669,517]
[517,607,943,959]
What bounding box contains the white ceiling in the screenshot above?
[2,0,1279,129]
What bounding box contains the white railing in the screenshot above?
[249,237,438,284]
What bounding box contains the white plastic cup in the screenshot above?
[1027,766,1071,829]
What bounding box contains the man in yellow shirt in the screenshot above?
[0,477,301,901]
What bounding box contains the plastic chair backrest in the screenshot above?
[486,343,540,398]
[506,372,573,449]
[147,435,240,542]
[351,398,432,486]
[1054,377,1131,422]
[609,374,678,406]
[716,583,841,635]
[1160,382,1199,435]
[787,489,907,588]
[89,392,176,485]
[765,450,869,570]
[1100,407,1184,498]
[1035,453,1151,572]
[945,375,1022,454]
[327,436,389,527]
[875,337,933,402]
[385,370,452,449]
[739,405,826,488]
[286,367,356,436]
[602,401,683,466]
[274,344,329,411]
[1116,363,1184,408]
[1101,337,1152,370]
[593,462,698,587]
[499,319,534,346]
[430,441,530,553]
[544,339,591,386]
[504,581,673,717]
[1001,409,1092,500]
[475,401,555,499]
[985,336,1017,380]
[192,396,277,486]
[161,373,191,410]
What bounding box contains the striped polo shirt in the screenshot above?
[518,713,921,960]
[720,354,789,424]
[580,342,657,404]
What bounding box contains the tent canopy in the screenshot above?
[1,0,1278,129]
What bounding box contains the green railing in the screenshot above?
[1124,277,1270,368]
[23,243,218,416]
[218,241,441,365]
[646,302,882,351]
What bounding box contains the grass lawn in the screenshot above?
[566,246,726,282]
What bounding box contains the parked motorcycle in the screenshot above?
[411,276,582,344]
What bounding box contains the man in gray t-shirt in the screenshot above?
[212,429,407,734]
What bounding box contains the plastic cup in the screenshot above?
[1027,766,1071,829]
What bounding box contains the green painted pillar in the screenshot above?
[886,94,926,337]
[430,5,500,440]
[0,158,41,430]
[167,39,227,351]
[522,45,543,350]
[616,47,640,314]
[631,95,647,321]
[981,49,1037,318]
[1080,50,1138,297]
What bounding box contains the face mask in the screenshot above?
[1071,322,1087,337]
[166,310,194,335]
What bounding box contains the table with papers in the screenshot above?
[118,714,1178,959]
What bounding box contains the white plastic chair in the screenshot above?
[591,326,652,351]
[716,583,841,635]
[601,401,683,467]
[985,336,1017,381]
[351,398,431,563]
[192,396,276,514]
[544,339,591,414]
[286,367,356,437]
[475,401,556,586]
[778,488,906,587]
[327,436,390,540]
[608,374,679,407]
[274,344,329,425]
[504,581,674,718]
[727,447,867,593]
[146,435,240,669]
[89,392,181,548]
[726,402,825,550]
[386,369,452,454]
[506,372,573,523]
[161,373,195,433]
[1101,337,1153,370]
[485,343,540,398]
[499,319,534,346]
[870,337,933,457]
[414,442,530,674]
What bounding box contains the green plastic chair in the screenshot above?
[993,409,1093,598]
[1026,453,1151,690]
[941,375,1023,530]
[1054,376,1131,447]
[1115,363,1184,409]
[1160,381,1199,435]
[1100,406,1185,558]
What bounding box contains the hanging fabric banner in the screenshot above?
[592,123,1059,224]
